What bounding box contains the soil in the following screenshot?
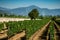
[0,30,8,39]
[8,31,25,40]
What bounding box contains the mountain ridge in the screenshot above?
[0,5,60,16]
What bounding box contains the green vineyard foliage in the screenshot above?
[0,23,4,31]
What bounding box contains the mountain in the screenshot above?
[0,7,10,10]
[0,5,60,16]
[8,5,40,16]
[0,7,11,15]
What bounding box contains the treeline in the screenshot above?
[0,11,60,19]
[0,13,27,18]
[38,15,60,19]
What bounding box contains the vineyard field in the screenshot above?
[0,18,60,40]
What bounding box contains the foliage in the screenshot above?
[51,16,56,21]
[49,22,54,40]
[28,9,39,20]
[0,13,27,18]
[6,21,25,37]
[38,15,43,19]
[0,23,4,31]
[24,19,50,39]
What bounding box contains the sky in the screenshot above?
[0,0,60,9]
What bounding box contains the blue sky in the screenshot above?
[0,0,60,9]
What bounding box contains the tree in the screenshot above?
[51,16,56,21]
[39,15,43,19]
[28,9,39,20]
[4,13,8,17]
[0,13,3,17]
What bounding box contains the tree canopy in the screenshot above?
[28,9,39,20]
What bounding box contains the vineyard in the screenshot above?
[0,18,60,40]
[0,23,4,31]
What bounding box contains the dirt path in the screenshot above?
[54,22,60,40]
[56,18,60,20]
[46,28,50,40]
[54,22,60,31]
[0,18,26,22]
[29,20,51,40]
[0,17,41,22]
[54,28,57,40]
[0,23,8,39]
[8,31,25,40]
[0,29,8,39]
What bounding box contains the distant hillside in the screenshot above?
[0,5,60,16]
